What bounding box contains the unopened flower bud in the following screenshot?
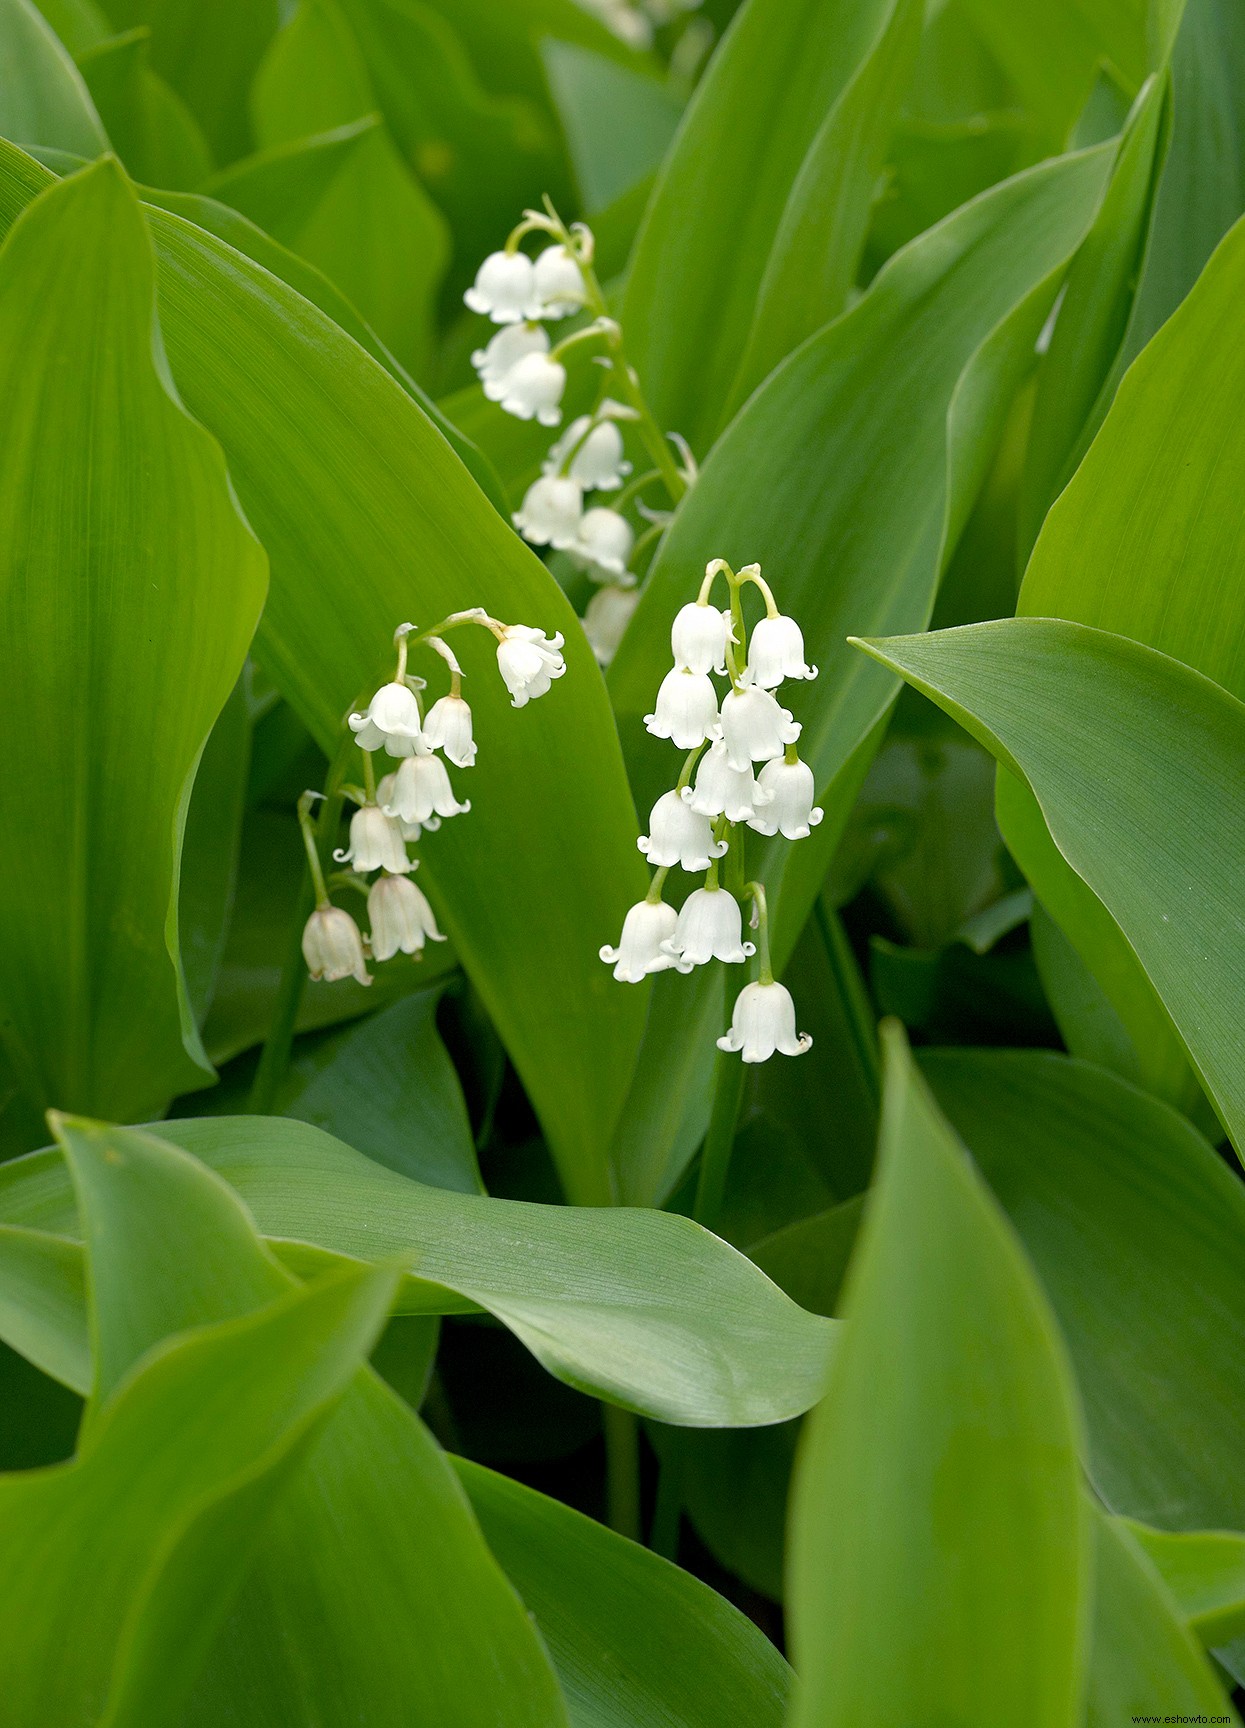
[638,789,728,872]
[662,886,755,969]
[599,898,679,982]
[383,754,470,825]
[747,614,817,688]
[671,601,732,676]
[717,980,812,1062]
[583,585,639,666]
[368,873,446,960]
[513,475,583,549]
[422,694,476,768]
[747,758,823,840]
[464,249,536,323]
[719,685,800,769]
[302,905,371,985]
[497,625,566,707]
[645,666,719,748]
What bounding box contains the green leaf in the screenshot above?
[609,144,1114,1195]
[0,1114,835,1424]
[623,0,901,453]
[728,0,922,408]
[455,1456,791,1728]
[921,1049,1245,1534]
[856,620,1245,1151]
[787,1023,1088,1728]
[0,158,266,1120]
[1085,1511,1238,1726]
[77,25,213,189]
[0,0,108,155]
[0,137,646,1206]
[1121,1521,1245,1648]
[954,0,1150,139]
[541,40,682,213]
[36,0,109,54]
[178,677,251,1028]
[280,988,484,1193]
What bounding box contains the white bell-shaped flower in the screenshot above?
[512,474,583,549]
[496,351,567,425]
[473,322,548,398]
[544,417,631,491]
[671,602,732,675]
[368,873,446,960]
[683,740,772,822]
[302,905,371,985]
[497,625,567,706]
[662,886,755,969]
[600,897,678,982]
[645,666,719,748]
[569,507,633,577]
[376,772,438,840]
[383,754,470,825]
[747,614,817,688]
[637,789,728,872]
[333,804,412,874]
[464,249,536,323]
[747,757,824,839]
[717,980,812,1062]
[583,585,639,666]
[422,694,476,768]
[348,680,426,754]
[530,244,586,318]
[719,685,800,769]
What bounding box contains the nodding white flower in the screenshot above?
[747,757,823,840]
[719,685,800,769]
[473,323,548,398]
[747,614,817,688]
[368,873,446,960]
[464,249,536,323]
[683,740,772,822]
[638,789,728,872]
[599,897,678,982]
[569,507,634,577]
[333,804,412,874]
[671,602,733,676]
[383,754,470,825]
[377,772,439,840]
[662,886,755,969]
[717,980,812,1062]
[513,474,584,549]
[496,351,567,425]
[645,666,719,748]
[544,418,631,491]
[531,244,586,318]
[422,694,476,768]
[583,585,639,666]
[302,905,371,986]
[497,625,567,706]
[348,681,426,755]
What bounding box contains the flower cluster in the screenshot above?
[600,559,818,1063]
[301,612,566,987]
[465,203,692,669]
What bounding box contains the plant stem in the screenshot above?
[602,1403,641,1541]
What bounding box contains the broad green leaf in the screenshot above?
[922,1049,1245,1533]
[955,0,1150,138]
[854,620,1245,1152]
[77,25,212,189]
[541,40,682,214]
[0,138,646,1206]
[37,0,109,53]
[1086,1512,1238,1725]
[280,988,484,1193]
[178,676,250,1028]
[50,1117,569,1728]
[0,159,266,1120]
[1121,1521,1245,1647]
[0,1114,835,1425]
[609,144,1114,1196]
[728,0,922,408]
[623,0,899,453]
[0,0,108,155]
[865,111,1041,267]
[455,1455,791,1728]
[208,117,378,229]
[249,0,449,378]
[787,1024,1088,1728]
[99,0,279,161]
